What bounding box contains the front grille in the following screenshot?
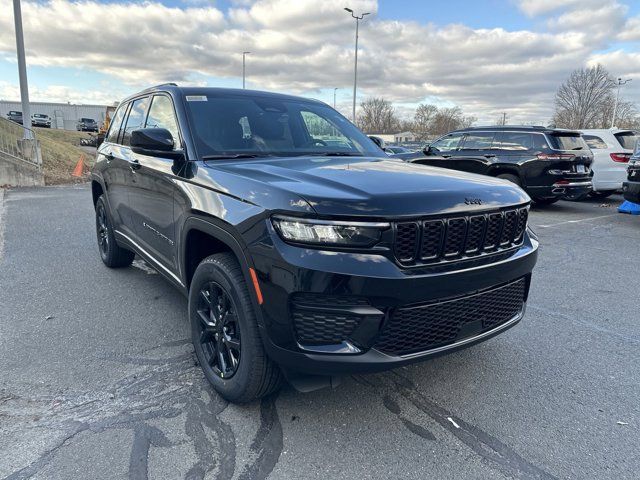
[393,207,529,266]
[374,278,526,356]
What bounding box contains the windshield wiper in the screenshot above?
[201,153,272,160]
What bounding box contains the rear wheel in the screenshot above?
[95,196,135,268]
[589,190,615,199]
[189,253,282,403]
[532,197,560,205]
[496,173,522,187]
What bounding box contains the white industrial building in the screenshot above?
[0,100,114,130]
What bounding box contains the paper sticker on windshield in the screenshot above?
[186,95,207,102]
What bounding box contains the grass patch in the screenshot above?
[0,120,96,184]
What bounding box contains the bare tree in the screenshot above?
[413,104,438,141]
[357,97,400,134]
[553,65,615,129]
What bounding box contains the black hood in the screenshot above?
[207,156,530,217]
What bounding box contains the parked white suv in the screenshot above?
[580,129,639,198]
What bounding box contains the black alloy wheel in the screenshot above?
[196,282,242,379]
[96,203,110,257]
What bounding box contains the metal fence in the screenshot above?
[0,116,42,170]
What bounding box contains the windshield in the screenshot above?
[82,118,95,123]
[34,114,46,118]
[548,134,588,151]
[614,131,639,150]
[183,93,385,159]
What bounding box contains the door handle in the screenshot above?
[442,155,451,159]
[130,159,141,171]
[483,154,496,158]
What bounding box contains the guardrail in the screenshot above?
[0,116,42,171]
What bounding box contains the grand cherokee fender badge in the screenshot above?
[464,198,483,205]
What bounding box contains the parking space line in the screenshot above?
[535,213,619,229]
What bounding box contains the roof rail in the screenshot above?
[140,83,178,93]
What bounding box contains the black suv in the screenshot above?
[622,142,640,204]
[91,85,538,402]
[412,126,594,204]
[77,117,98,132]
[7,110,23,125]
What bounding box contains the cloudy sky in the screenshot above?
[0,0,639,124]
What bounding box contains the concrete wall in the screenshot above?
[0,152,44,187]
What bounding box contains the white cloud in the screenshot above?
[0,0,637,123]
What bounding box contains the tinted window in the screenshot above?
[461,132,495,150]
[583,135,607,149]
[430,133,463,152]
[122,97,150,146]
[106,104,128,144]
[145,95,180,146]
[532,134,550,151]
[494,132,532,151]
[183,94,383,158]
[548,134,587,151]
[614,131,639,150]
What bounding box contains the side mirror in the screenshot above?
[423,145,432,155]
[131,128,178,156]
[368,135,385,150]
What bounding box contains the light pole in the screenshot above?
[611,77,632,128]
[344,8,369,123]
[333,87,338,109]
[242,51,251,89]
[12,0,32,139]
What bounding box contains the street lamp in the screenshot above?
[242,51,251,89]
[333,87,338,109]
[611,77,632,128]
[12,0,32,139]
[344,7,369,123]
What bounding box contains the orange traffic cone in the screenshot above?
[72,155,85,177]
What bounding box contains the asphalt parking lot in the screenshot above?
[1,185,638,479]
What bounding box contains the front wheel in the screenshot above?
[189,253,282,403]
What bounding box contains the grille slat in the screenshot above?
[374,278,527,356]
[393,207,528,266]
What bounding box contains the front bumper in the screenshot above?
[623,180,640,204]
[250,229,538,375]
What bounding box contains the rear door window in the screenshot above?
[493,132,532,151]
[460,132,495,150]
[548,134,588,151]
[583,135,608,149]
[430,133,463,152]
[122,97,150,146]
[613,131,639,150]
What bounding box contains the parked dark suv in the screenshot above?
[412,126,594,205]
[622,141,640,204]
[91,85,538,402]
[7,110,23,125]
[77,117,98,132]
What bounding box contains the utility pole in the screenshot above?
[344,8,370,124]
[242,51,250,89]
[502,112,507,126]
[13,0,32,139]
[612,77,632,128]
[333,87,338,109]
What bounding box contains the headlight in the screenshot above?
[271,215,389,247]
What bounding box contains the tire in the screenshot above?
[589,190,615,199]
[532,197,560,205]
[496,173,522,187]
[95,195,135,268]
[189,253,283,403]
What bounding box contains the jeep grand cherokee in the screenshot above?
[90,84,538,402]
[414,126,593,205]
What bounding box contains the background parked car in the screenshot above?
[578,129,639,199]
[31,113,52,128]
[385,145,424,161]
[409,126,593,205]
[76,117,98,132]
[7,110,23,125]
[622,140,640,204]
